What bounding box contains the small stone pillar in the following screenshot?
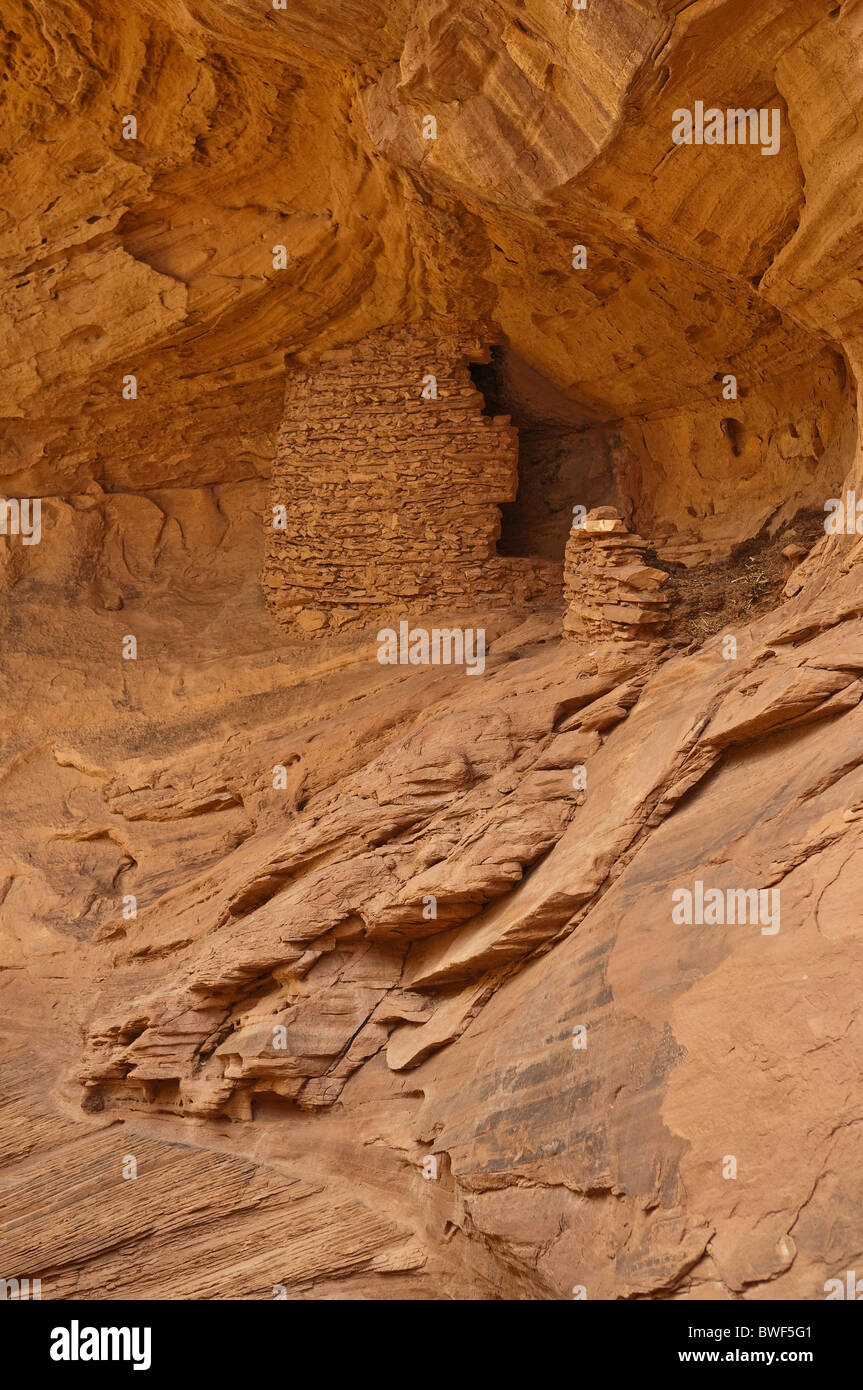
[563,507,670,645]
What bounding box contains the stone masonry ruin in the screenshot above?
[563,507,670,647]
[262,320,836,649]
[263,321,560,635]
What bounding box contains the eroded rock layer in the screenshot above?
[3,0,863,1304]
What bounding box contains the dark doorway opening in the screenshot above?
[468,346,623,562]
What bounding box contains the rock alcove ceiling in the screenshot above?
[2,0,863,1302]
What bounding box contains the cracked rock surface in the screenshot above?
[2,0,863,1300]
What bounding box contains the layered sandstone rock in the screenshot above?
[3,0,863,1307]
[563,507,670,646]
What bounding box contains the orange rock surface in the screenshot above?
[2,0,863,1301]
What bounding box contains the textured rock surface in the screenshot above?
[3,0,863,1303]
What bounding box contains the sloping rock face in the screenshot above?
[3,0,863,1302]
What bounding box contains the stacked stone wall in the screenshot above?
[263,321,559,634]
[563,507,670,645]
